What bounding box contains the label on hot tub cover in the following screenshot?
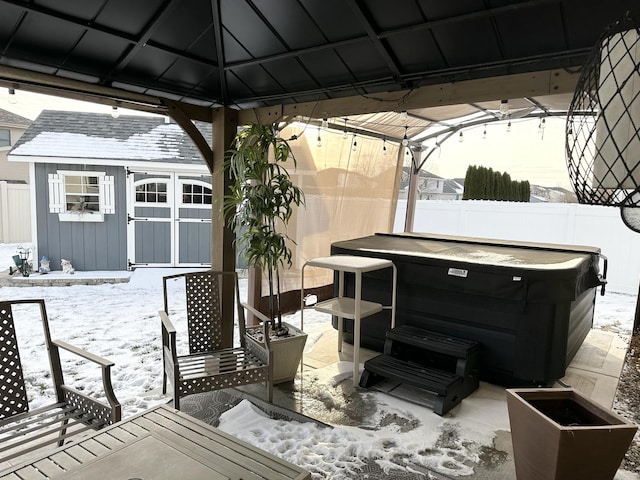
[448,267,468,278]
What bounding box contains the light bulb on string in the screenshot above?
[402,126,409,147]
[506,116,512,132]
[321,118,328,129]
[400,110,408,121]
[538,117,546,132]
[111,106,119,119]
[538,117,546,140]
[352,135,358,152]
[458,131,464,143]
[499,99,510,117]
[343,119,348,139]
[382,138,388,156]
[316,127,322,148]
[8,88,17,104]
[482,124,487,139]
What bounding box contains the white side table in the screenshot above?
[301,255,397,387]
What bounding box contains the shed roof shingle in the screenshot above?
[11,110,211,165]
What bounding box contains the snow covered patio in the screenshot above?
[259,320,635,478]
[1,252,638,478]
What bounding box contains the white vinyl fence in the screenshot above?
[394,200,640,295]
[0,181,31,243]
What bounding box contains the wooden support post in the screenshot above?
[211,107,238,345]
[211,107,238,272]
[247,267,262,326]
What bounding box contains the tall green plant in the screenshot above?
[223,124,305,334]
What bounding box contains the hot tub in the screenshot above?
[330,232,606,386]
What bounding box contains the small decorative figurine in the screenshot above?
[39,256,50,274]
[61,258,75,274]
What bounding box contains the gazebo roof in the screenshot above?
[0,0,637,122]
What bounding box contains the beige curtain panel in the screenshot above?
[265,124,403,297]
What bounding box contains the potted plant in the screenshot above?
[223,123,307,383]
[506,387,637,480]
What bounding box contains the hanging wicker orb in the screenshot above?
[566,13,640,208]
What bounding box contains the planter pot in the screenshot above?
[506,388,637,480]
[247,322,307,384]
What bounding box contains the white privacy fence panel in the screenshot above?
[0,182,31,243]
[394,200,640,295]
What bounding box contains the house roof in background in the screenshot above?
[0,107,31,127]
[10,110,211,165]
[0,0,637,112]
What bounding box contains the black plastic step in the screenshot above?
[384,325,479,358]
[361,354,462,395]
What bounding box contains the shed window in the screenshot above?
[48,171,115,222]
[182,183,212,205]
[0,129,10,147]
[65,175,100,212]
[136,182,167,203]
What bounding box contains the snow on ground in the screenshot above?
[0,243,637,478]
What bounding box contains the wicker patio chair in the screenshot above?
[160,270,273,410]
[0,299,122,464]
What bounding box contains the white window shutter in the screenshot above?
[48,173,65,213]
[100,175,115,214]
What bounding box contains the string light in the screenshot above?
[400,110,408,121]
[284,111,554,155]
[538,117,546,131]
[321,118,328,129]
[499,99,510,117]
[111,106,119,118]
[7,88,16,104]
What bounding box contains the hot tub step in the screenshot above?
[360,325,480,415]
[384,324,480,359]
[360,355,464,415]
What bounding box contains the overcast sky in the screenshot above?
[0,88,573,189]
[423,116,571,189]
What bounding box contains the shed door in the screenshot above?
[175,174,212,266]
[126,171,212,268]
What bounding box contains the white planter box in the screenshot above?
[247,322,307,384]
